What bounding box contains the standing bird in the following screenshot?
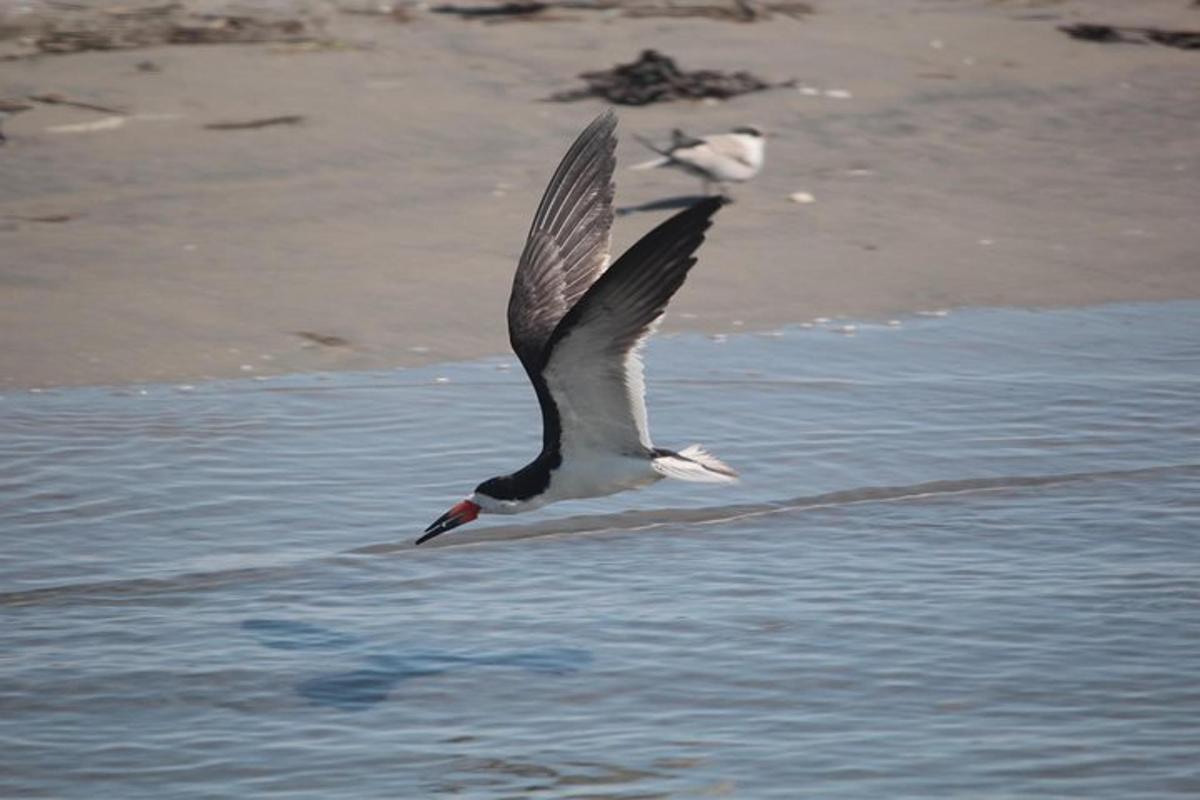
[0,100,34,144]
[630,125,766,197]
[420,112,737,545]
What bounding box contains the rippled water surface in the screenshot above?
[3,303,1199,798]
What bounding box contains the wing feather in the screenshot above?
[541,197,725,456]
[508,111,617,374]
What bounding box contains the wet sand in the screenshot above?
[1,0,1197,388]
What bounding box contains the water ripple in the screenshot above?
[2,303,1199,799]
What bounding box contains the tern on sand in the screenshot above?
[420,112,737,545]
[630,125,766,197]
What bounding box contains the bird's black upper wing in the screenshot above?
[508,111,617,374]
[538,197,725,456]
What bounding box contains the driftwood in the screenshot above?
[549,49,790,106]
[1059,24,1200,50]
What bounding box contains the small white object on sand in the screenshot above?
[46,116,126,134]
[824,89,853,99]
[788,191,816,204]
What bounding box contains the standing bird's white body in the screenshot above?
[420,112,737,544]
[631,126,766,196]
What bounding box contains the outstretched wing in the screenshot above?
[540,197,725,457]
[508,111,617,373]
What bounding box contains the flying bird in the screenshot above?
[420,111,736,545]
[630,125,766,197]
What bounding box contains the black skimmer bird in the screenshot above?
[631,125,767,197]
[419,111,737,545]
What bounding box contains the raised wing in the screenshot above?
[508,111,617,373]
[540,197,725,457]
[669,128,705,151]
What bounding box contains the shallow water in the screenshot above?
[2,302,1199,798]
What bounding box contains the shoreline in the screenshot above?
[2,0,1198,389]
[6,298,1197,395]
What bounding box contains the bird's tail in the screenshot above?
[629,156,670,171]
[652,445,739,483]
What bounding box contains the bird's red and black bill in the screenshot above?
[417,499,481,545]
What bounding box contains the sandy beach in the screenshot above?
[1,0,1197,389]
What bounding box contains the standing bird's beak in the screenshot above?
[417,499,481,545]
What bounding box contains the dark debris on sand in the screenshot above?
[1059,23,1200,50]
[204,115,306,130]
[549,49,792,106]
[430,2,550,19]
[428,0,810,23]
[6,2,326,57]
[621,0,812,22]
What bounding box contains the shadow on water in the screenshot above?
[241,619,592,711]
[2,464,1196,609]
[616,194,713,216]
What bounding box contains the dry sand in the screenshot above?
[1,0,1197,389]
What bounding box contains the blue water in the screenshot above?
[2,302,1198,798]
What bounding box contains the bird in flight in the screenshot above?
[630,125,766,197]
[419,111,737,545]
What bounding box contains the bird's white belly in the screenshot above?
[676,159,757,183]
[545,452,661,503]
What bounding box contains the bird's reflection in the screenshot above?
[242,619,591,711]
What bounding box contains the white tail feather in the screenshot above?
[652,445,739,483]
[629,156,670,171]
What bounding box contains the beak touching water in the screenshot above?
[417,499,481,545]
